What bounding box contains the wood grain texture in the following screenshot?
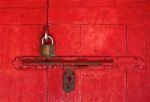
[0,0,149,102]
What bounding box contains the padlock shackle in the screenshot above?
[42,35,54,45]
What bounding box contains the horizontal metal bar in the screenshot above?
[12,56,145,70]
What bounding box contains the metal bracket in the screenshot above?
[12,56,145,70]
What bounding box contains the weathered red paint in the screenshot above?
[0,0,150,102]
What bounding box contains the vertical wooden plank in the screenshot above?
[0,25,45,102]
[127,25,147,58]
[127,25,149,102]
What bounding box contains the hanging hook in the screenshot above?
[42,25,54,45]
[42,34,54,45]
[44,25,49,40]
[44,30,49,41]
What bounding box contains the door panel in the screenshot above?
[80,25,126,56]
[0,25,46,102]
[127,71,150,102]
[0,71,45,102]
[127,25,149,102]
[80,70,125,102]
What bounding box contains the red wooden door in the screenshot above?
[0,0,150,102]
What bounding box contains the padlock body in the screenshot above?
[41,45,55,57]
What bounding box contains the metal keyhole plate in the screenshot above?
[63,69,75,93]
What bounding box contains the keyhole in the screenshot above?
[63,69,75,93]
[66,76,72,89]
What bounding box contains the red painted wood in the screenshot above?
[0,0,149,102]
[49,7,150,24]
[0,25,46,102]
[114,0,149,7]
[50,0,114,7]
[0,0,45,7]
[0,71,45,102]
[80,25,126,56]
[127,70,150,102]
[0,9,45,24]
[49,24,81,56]
[50,0,149,7]
[127,23,150,102]
[127,25,147,58]
[80,70,125,102]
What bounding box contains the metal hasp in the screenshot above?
[13,56,145,70]
[13,56,113,69]
[13,56,145,93]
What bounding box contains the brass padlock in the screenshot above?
[41,35,55,57]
